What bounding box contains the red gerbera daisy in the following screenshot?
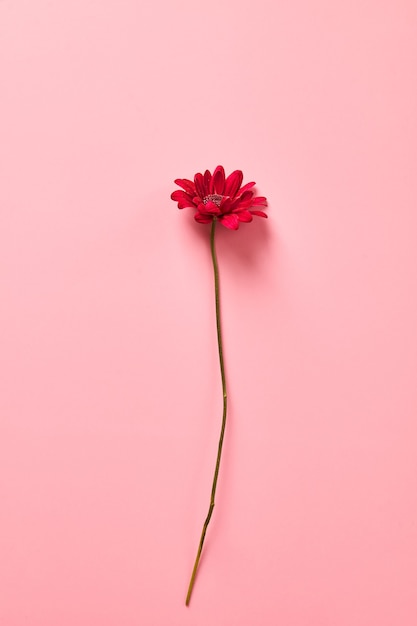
[171,165,268,230]
[173,165,268,605]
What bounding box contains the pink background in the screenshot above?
[1,1,416,624]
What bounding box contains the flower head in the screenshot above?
[171,165,267,230]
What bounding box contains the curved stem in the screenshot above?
[185,218,228,606]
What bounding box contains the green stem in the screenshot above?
[185,218,228,606]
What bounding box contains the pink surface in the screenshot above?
[1,1,417,624]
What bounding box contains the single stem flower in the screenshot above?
[171,166,268,606]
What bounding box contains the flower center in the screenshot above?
[203,194,223,207]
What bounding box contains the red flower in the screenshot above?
[171,165,267,230]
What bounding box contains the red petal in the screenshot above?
[230,190,254,211]
[224,170,243,198]
[234,199,252,210]
[195,213,213,224]
[201,169,211,196]
[171,190,195,208]
[252,196,267,206]
[250,210,268,218]
[239,190,254,202]
[194,172,205,198]
[212,165,225,195]
[201,201,221,215]
[238,181,256,195]
[219,214,239,230]
[219,197,232,212]
[237,209,253,222]
[171,189,192,202]
[174,178,196,195]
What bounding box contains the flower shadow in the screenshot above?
[184,213,276,284]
